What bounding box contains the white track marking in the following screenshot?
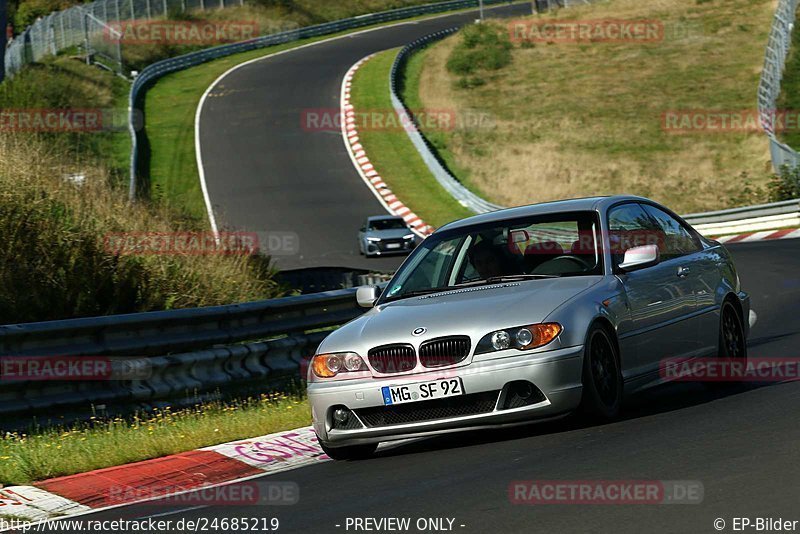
[740,231,779,242]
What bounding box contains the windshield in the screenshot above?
[381,211,603,303]
[368,218,408,231]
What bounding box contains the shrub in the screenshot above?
[769,165,800,201]
[446,22,512,80]
[727,171,769,207]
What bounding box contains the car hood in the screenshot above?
[319,277,602,353]
[365,228,413,239]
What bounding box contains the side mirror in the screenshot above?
[356,285,381,308]
[618,244,660,272]
[359,227,366,233]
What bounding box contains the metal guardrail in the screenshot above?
[390,28,503,214]
[683,199,800,225]
[3,0,245,77]
[0,288,362,428]
[128,0,514,200]
[758,0,800,170]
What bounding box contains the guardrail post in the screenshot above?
[82,11,90,65]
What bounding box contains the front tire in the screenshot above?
[579,324,623,420]
[707,299,747,388]
[320,441,377,461]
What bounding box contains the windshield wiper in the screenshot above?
[454,274,560,287]
[382,287,458,302]
[384,275,560,302]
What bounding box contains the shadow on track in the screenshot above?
[368,368,783,461]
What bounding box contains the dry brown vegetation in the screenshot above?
[0,129,285,323]
[417,0,776,213]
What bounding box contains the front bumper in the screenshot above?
[364,239,415,256]
[308,345,584,447]
[738,291,751,338]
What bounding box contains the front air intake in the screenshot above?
[368,344,417,373]
[419,336,471,368]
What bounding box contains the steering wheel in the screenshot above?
[533,255,593,274]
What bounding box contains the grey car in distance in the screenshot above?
[358,215,417,257]
[311,196,750,459]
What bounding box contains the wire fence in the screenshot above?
[758,0,800,170]
[3,0,244,77]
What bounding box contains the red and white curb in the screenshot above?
[0,486,91,523]
[341,54,434,238]
[712,227,800,245]
[0,427,326,529]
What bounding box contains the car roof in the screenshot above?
[438,195,655,231]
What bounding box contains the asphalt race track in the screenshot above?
[137,4,800,532]
[197,3,531,271]
[58,239,800,533]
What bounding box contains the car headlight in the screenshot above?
[311,352,368,378]
[366,237,382,242]
[403,234,415,240]
[475,324,562,354]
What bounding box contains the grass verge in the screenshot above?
[348,49,474,228]
[0,393,310,485]
[413,0,777,214]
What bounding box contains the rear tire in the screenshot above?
[319,441,377,461]
[579,324,623,420]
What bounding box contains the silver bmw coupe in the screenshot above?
[308,196,750,459]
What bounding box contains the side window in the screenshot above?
[607,203,658,268]
[641,204,702,261]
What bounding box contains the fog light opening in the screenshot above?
[514,381,534,400]
[334,408,350,425]
[501,380,546,410]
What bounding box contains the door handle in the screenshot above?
[677,266,691,278]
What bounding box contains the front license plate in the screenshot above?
[382,378,464,406]
[386,243,401,249]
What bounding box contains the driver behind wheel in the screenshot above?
[467,239,509,279]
